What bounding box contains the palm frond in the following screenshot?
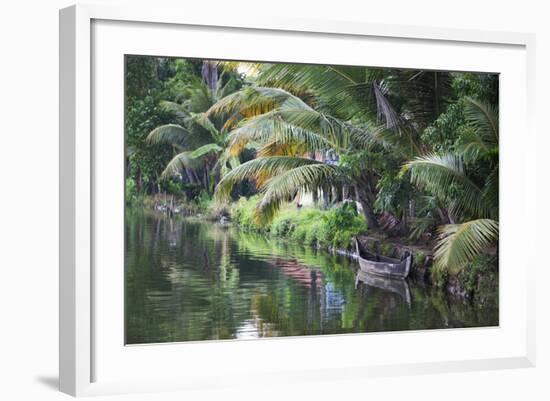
[386,70,453,129]
[434,218,498,273]
[160,151,203,179]
[206,86,297,117]
[190,143,223,159]
[358,123,422,157]
[464,97,499,147]
[257,64,360,99]
[481,163,499,216]
[226,111,334,156]
[184,79,215,113]
[146,124,191,147]
[226,99,380,156]
[402,153,487,218]
[373,82,401,129]
[159,100,188,119]
[256,141,308,157]
[458,128,491,163]
[255,65,429,154]
[215,156,321,200]
[256,163,340,222]
[257,64,374,121]
[189,112,222,143]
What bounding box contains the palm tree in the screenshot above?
[146,63,241,193]
[211,64,452,228]
[401,98,499,273]
[211,86,381,226]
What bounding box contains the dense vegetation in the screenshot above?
[231,196,368,249]
[126,56,499,284]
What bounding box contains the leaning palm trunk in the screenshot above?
[354,185,378,229]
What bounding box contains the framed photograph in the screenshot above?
[59,4,536,396]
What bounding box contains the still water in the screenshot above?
[126,210,498,344]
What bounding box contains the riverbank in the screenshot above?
[130,194,498,306]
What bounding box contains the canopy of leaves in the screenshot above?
[126,55,499,275]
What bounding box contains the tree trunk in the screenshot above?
[354,185,378,229]
[137,169,143,193]
[312,189,318,205]
[322,186,330,208]
[192,169,200,185]
[184,167,196,184]
[202,167,208,190]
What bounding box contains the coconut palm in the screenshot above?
[146,64,241,192]
[402,98,499,272]
[211,86,385,227]
[211,64,452,228]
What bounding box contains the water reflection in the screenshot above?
[125,210,498,344]
[355,270,412,306]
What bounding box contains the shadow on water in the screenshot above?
[125,210,498,344]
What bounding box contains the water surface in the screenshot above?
[125,210,498,344]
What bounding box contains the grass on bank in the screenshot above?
[231,196,368,250]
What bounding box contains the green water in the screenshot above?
[125,210,498,344]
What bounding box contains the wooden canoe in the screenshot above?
[354,237,412,279]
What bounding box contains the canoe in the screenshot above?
[354,237,412,279]
[355,270,411,305]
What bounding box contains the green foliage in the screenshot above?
[463,255,498,308]
[414,250,426,267]
[231,198,368,249]
[434,219,498,274]
[126,56,179,194]
[321,202,368,248]
[374,173,408,215]
[126,94,176,190]
[126,55,500,286]
[143,61,246,195]
[431,253,498,308]
[421,101,467,153]
[403,98,499,272]
[452,73,499,104]
[126,56,158,99]
[457,254,496,294]
[164,179,201,200]
[231,196,263,232]
[126,56,246,199]
[125,178,140,205]
[216,156,340,223]
[191,191,213,212]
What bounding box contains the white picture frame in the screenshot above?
[59,3,536,397]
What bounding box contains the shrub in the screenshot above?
[125,178,140,205]
[431,253,498,307]
[231,196,263,232]
[458,254,498,305]
[231,198,368,250]
[195,191,212,211]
